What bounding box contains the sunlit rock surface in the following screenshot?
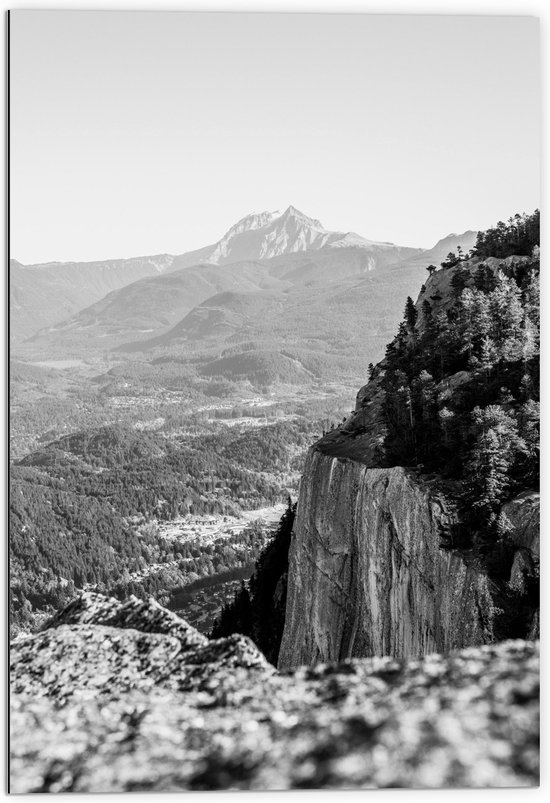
[279,457,495,669]
[10,593,539,791]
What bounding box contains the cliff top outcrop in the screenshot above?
[10,592,539,791]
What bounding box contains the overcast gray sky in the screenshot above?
[10,11,540,264]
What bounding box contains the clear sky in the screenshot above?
[10,11,540,264]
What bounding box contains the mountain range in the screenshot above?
[119,229,478,356]
[12,206,477,377]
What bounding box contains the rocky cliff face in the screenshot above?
[279,455,496,669]
[279,381,539,672]
[10,593,539,791]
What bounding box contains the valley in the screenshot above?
[172,573,252,634]
[9,362,352,637]
[9,206,478,638]
[127,503,286,634]
[160,498,286,633]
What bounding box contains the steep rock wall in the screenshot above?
[279,452,495,670]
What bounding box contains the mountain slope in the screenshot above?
[117,261,430,381]
[12,205,420,345]
[25,261,288,351]
[116,249,458,386]
[396,230,478,269]
[10,255,174,343]
[19,248,407,356]
[23,237,477,394]
[11,208,475,349]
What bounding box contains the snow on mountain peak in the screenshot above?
[202,205,414,267]
[276,206,325,231]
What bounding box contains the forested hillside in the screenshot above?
[9,421,311,635]
[380,211,539,546]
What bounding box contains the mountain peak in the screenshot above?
[224,206,325,236]
[169,206,422,272]
[208,205,330,265]
[277,205,325,230]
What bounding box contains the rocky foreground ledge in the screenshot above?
[10,593,539,792]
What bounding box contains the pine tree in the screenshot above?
[466,405,526,531]
[404,296,417,330]
[458,287,491,367]
[441,251,460,269]
[478,335,498,379]
[421,299,433,321]
[450,267,468,298]
[489,274,524,360]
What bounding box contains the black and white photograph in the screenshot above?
[7,5,541,793]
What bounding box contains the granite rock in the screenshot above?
[10,593,539,792]
[279,459,495,669]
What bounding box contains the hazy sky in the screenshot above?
[10,11,540,264]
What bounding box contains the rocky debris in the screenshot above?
[42,591,208,651]
[12,593,273,703]
[10,594,539,791]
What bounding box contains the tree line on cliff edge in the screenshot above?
[380,210,539,548]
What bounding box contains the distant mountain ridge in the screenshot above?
[399,230,478,269]
[11,207,477,353]
[21,246,426,355]
[11,205,426,344]
[10,255,175,343]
